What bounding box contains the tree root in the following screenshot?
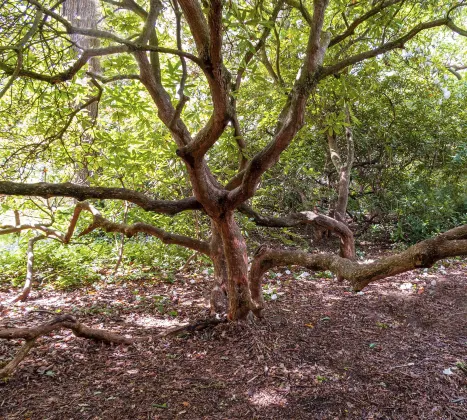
[0,314,132,378]
[160,316,228,337]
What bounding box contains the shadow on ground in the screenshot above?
[0,258,466,419]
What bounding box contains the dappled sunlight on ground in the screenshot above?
[0,256,466,419]
[124,314,185,329]
[249,388,288,407]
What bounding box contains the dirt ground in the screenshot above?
[1,254,466,420]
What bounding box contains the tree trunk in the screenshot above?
[209,221,228,315]
[62,0,101,185]
[215,213,252,321]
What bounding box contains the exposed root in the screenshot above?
[0,314,132,378]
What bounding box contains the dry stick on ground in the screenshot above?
[0,314,132,378]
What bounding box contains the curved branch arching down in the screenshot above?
[0,221,63,304]
[66,202,211,256]
[239,205,355,261]
[0,314,132,378]
[248,224,467,317]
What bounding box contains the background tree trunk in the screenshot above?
[62,0,101,185]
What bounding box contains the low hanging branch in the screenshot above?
[65,201,211,256]
[239,205,355,261]
[248,224,467,316]
[0,314,132,378]
[0,219,63,303]
[1,200,209,304]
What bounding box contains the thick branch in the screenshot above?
[240,205,354,260]
[178,0,210,59]
[175,1,233,161]
[10,235,46,303]
[0,315,131,377]
[0,181,201,214]
[249,224,467,316]
[327,132,342,170]
[228,0,331,207]
[334,106,354,223]
[0,339,37,378]
[322,18,451,77]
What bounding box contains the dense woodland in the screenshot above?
[0,1,466,418]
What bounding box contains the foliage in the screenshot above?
[0,0,466,298]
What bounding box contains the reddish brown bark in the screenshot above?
[209,222,228,315]
[215,213,252,321]
[2,0,467,324]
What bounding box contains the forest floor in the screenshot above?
[0,248,466,420]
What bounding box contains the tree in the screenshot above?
[0,0,467,320]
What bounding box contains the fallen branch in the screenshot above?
[0,314,132,378]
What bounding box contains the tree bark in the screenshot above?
[62,0,101,184]
[0,314,132,377]
[215,213,252,321]
[209,221,228,314]
[249,224,467,301]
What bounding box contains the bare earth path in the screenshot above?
[1,257,466,419]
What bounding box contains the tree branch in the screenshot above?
[329,0,404,48]
[235,1,285,91]
[67,202,211,256]
[249,224,467,316]
[322,18,453,77]
[0,181,202,214]
[239,205,354,260]
[227,0,331,208]
[0,314,132,377]
[284,0,312,25]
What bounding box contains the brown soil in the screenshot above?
[1,256,466,419]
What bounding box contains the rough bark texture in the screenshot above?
[65,202,211,256]
[0,181,201,214]
[239,206,355,261]
[1,0,467,322]
[209,222,228,314]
